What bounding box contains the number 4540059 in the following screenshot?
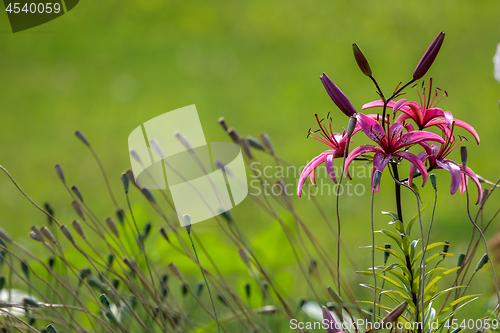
[5,3,61,14]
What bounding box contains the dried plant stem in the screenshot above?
[464,186,500,310]
[88,146,120,208]
[0,166,59,226]
[186,227,221,333]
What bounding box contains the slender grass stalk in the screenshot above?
[184,219,221,333]
[370,189,377,323]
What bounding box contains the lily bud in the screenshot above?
[381,301,408,325]
[460,146,468,165]
[48,257,55,269]
[30,228,43,242]
[99,293,111,309]
[384,243,391,264]
[46,324,58,333]
[244,282,251,299]
[259,133,274,155]
[372,170,383,188]
[123,258,137,272]
[124,169,139,189]
[181,283,188,297]
[183,214,191,233]
[21,261,29,279]
[346,116,357,138]
[240,138,253,159]
[44,203,54,225]
[23,297,40,308]
[60,225,75,244]
[320,73,356,117]
[129,149,143,165]
[105,217,119,238]
[174,131,192,150]
[247,136,265,151]
[121,173,130,193]
[71,185,84,202]
[430,173,437,190]
[195,282,204,296]
[159,227,169,242]
[107,254,114,267]
[141,188,156,204]
[40,227,56,244]
[217,294,228,307]
[71,200,85,220]
[33,226,45,241]
[457,253,465,267]
[149,139,165,159]
[321,306,339,333]
[218,117,228,131]
[116,208,125,225]
[475,254,489,271]
[75,130,89,146]
[168,263,182,279]
[413,31,445,80]
[352,43,372,77]
[227,128,240,143]
[54,164,65,184]
[142,221,152,239]
[443,241,450,254]
[326,286,344,321]
[238,248,251,268]
[72,220,85,239]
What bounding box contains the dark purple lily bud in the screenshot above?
[320,73,356,117]
[413,32,445,80]
[443,241,450,254]
[460,146,468,165]
[381,301,407,325]
[352,43,372,77]
[384,243,391,264]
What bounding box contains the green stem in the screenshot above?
[187,229,221,333]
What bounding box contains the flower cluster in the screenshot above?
[298,32,483,203]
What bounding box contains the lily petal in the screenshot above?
[344,145,383,179]
[394,130,444,150]
[409,152,428,187]
[362,100,395,110]
[357,113,387,148]
[322,306,339,333]
[297,152,329,197]
[426,118,480,144]
[372,152,391,192]
[422,108,445,124]
[325,154,337,184]
[436,159,461,195]
[394,151,429,186]
[461,165,483,204]
[392,99,407,114]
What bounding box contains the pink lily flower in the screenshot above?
[297,114,362,197]
[344,113,445,192]
[410,138,483,204]
[362,82,479,144]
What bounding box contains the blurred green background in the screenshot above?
[0,0,499,321]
